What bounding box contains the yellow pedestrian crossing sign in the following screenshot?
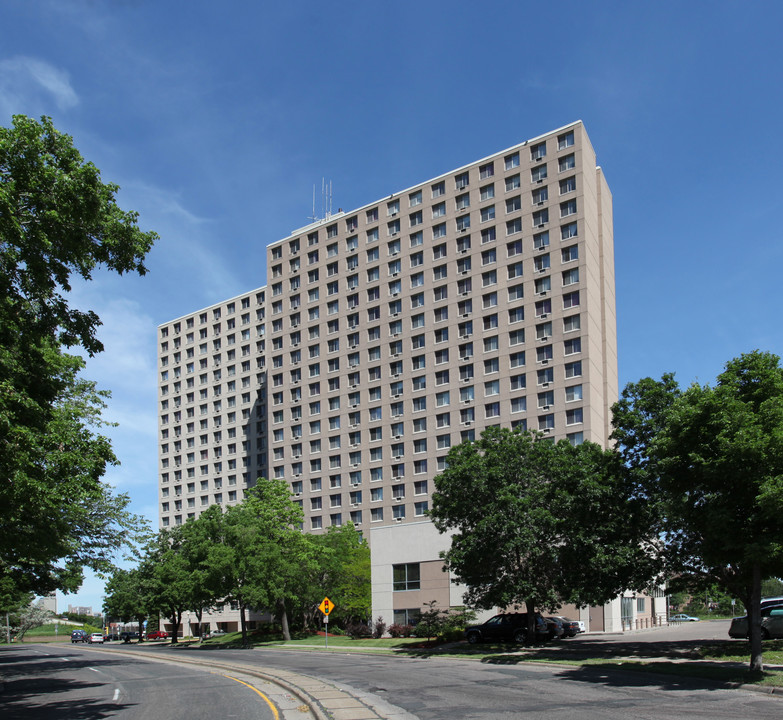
[319,597,334,615]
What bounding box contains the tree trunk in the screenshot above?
[195,607,203,641]
[278,600,291,641]
[748,562,764,673]
[525,599,537,645]
[239,601,248,647]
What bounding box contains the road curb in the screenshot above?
[96,644,413,720]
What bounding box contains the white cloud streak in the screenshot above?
[0,55,79,116]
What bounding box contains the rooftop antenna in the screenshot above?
[309,178,334,223]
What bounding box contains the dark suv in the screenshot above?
[464,613,559,644]
[70,630,88,643]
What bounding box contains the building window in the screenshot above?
[504,152,520,170]
[559,176,576,194]
[559,153,575,172]
[558,130,575,150]
[393,563,421,591]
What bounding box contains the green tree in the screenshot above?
[103,568,148,642]
[140,528,195,644]
[292,525,371,631]
[209,479,305,645]
[611,350,783,672]
[1,115,157,597]
[430,427,656,641]
[178,505,227,640]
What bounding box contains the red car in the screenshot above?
[146,630,169,640]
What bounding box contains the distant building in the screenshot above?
[157,121,647,633]
[36,593,57,614]
[67,604,93,616]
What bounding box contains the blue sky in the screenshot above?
[3,0,781,612]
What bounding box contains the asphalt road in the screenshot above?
[139,620,781,720]
[0,643,276,720]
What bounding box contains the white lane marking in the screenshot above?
[113,688,120,702]
[59,657,70,662]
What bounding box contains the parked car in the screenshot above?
[121,631,141,643]
[670,614,700,622]
[549,616,581,637]
[544,616,565,640]
[464,613,555,644]
[146,630,169,640]
[71,630,88,643]
[88,632,104,644]
[729,605,783,639]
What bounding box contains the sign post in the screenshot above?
[318,597,335,649]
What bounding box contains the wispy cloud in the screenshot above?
[0,55,79,116]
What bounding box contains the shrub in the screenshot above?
[373,616,386,639]
[387,623,413,638]
[344,621,372,638]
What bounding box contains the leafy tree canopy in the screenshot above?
[430,427,657,637]
[0,116,156,598]
[611,350,783,672]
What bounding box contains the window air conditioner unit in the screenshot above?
[460,228,468,233]
[295,491,302,496]
[541,359,550,365]
[351,503,358,508]
[393,393,401,399]
[540,313,549,318]
[393,373,400,378]
[394,497,403,502]
[393,434,402,440]
[537,178,544,184]
[460,248,468,254]
[542,405,551,411]
[539,336,550,342]
[351,481,360,487]
[352,463,359,468]
[464,420,473,426]
[461,291,470,296]
[462,377,471,383]
[538,223,546,228]
[392,292,399,297]
[395,517,402,522]
[543,427,552,433]
[537,201,545,206]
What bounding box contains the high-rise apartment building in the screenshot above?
[157,121,627,633]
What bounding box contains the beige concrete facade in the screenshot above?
[156,121,618,631]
